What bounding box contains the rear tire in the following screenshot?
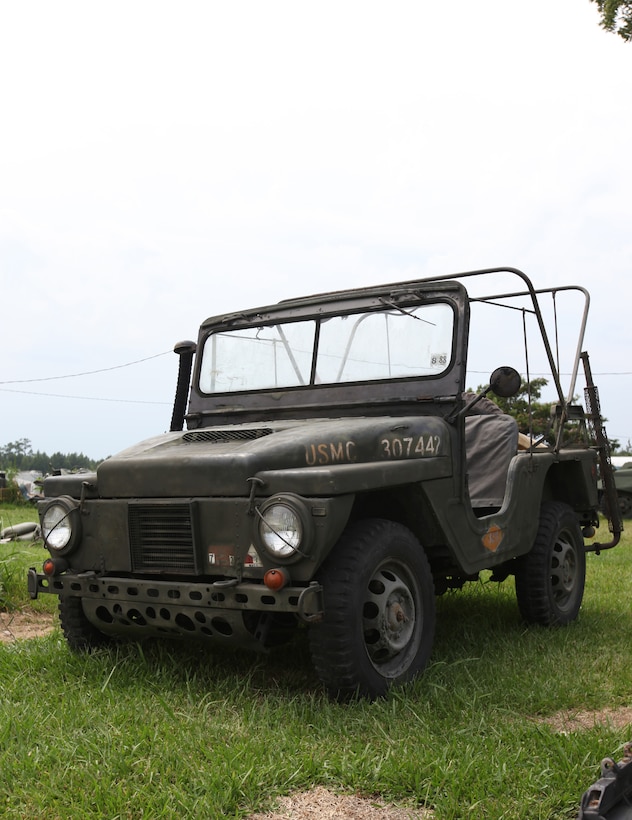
[617,492,632,519]
[515,501,586,625]
[309,519,435,700]
[59,596,112,652]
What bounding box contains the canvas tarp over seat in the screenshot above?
[465,414,519,510]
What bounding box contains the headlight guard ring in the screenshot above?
[254,494,313,562]
[41,495,81,555]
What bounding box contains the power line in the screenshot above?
[2,347,630,387]
[0,387,170,406]
[0,350,172,385]
[1,347,629,409]
[468,369,632,376]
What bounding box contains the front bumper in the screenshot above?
[28,569,323,644]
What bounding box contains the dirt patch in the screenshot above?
[0,609,55,643]
[538,706,632,734]
[246,787,432,820]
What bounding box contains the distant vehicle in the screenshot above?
[610,457,632,470]
[29,267,622,700]
[602,461,632,518]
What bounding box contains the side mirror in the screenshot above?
[488,366,521,399]
[448,365,522,422]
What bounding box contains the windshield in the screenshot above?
[198,302,454,394]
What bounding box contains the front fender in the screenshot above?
[255,456,452,496]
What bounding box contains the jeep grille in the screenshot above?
[183,429,273,443]
[129,504,196,572]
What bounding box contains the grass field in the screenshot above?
[0,503,55,613]
[1,501,631,818]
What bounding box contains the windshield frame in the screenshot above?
[197,298,457,397]
[187,280,469,425]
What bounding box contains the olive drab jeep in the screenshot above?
[29,267,623,700]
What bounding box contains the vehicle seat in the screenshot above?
[465,414,519,511]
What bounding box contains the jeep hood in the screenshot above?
[84,417,451,498]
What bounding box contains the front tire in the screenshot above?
[59,596,112,652]
[309,519,436,700]
[514,501,586,626]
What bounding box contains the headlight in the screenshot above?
[41,497,81,554]
[257,496,310,560]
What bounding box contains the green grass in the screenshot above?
[1,502,631,818]
[0,503,55,612]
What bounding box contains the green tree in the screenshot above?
[0,440,101,472]
[0,438,33,465]
[475,377,621,451]
[591,0,632,41]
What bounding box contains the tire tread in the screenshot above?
[515,501,585,626]
[309,518,435,699]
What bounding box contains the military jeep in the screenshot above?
[29,267,622,699]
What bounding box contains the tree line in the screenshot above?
[0,439,102,474]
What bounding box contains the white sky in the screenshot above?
[1,0,631,461]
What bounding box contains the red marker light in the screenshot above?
[264,568,289,590]
[42,557,68,576]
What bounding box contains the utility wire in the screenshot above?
[0,387,170,405]
[0,350,172,385]
[1,350,629,410]
[468,369,632,376]
[1,356,630,387]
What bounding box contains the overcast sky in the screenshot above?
[1,0,631,461]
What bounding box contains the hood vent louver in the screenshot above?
[182,428,274,444]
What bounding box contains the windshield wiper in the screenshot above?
[379,298,436,325]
